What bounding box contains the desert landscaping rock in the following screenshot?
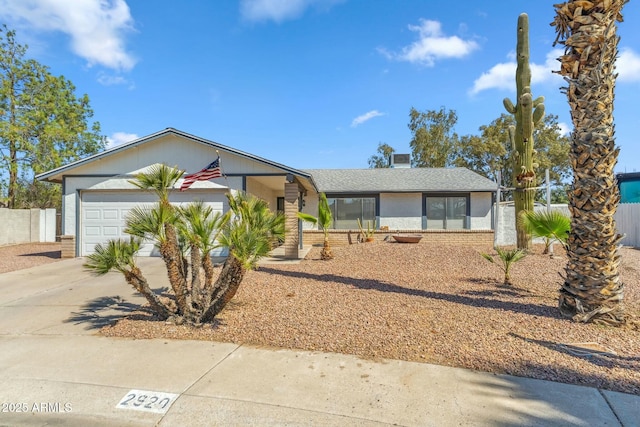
[93,242,640,396]
[0,243,63,273]
[1,242,637,395]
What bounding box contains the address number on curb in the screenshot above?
[116,390,179,414]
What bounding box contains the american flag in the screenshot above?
[180,157,222,191]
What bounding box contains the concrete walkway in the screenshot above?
[0,258,638,426]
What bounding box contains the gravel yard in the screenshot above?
[0,243,62,273]
[97,241,640,396]
[1,241,638,395]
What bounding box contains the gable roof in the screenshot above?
[304,167,497,193]
[36,127,317,190]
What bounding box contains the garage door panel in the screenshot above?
[103,209,119,220]
[81,191,227,256]
[84,209,101,220]
[84,226,101,236]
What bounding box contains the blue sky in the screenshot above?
[2,0,639,172]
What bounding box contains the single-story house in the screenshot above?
[37,128,497,258]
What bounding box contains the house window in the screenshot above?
[424,194,469,229]
[326,196,376,229]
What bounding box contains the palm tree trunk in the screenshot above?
[200,256,246,323]
[552,0,627,325]
[320,236,333,260]
[124,267,173,320]
[160,223,190,315]
[199,252,216,307]
[189,244,203,306]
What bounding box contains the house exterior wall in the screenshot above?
[469,192,493,229]
[300,191,494,232]
[300,194,319,230]
[61,135,282,178]
[246,178,278,211]
[379,193,422,229]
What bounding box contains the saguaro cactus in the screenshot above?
[503,13,545,250]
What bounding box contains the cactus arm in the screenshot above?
[503,98,516,114]
[533,103,545,125]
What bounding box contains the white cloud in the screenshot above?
[617,48,640,82]
[97,72,134,88]
[0,0,136,71]
[107,132,138,149]
[470,49,564,95]
[558,122,571,136]
[351,110,385,127]
[380,19,479,66]
[240,0,342,23]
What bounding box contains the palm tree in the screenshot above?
[481,248,527,286]
[127,165,188,314]
[202,191,284,322]
[552,0,627,325]
[297,192,334,260]
[521,210,570,254]
[177,201,229,309]
[84,238,173,319]
[84,164,284,324]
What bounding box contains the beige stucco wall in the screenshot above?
[246,178,278,211]
[0,208,56,245]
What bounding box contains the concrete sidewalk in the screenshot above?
[0,258,638,426]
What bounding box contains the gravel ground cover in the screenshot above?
[97,241,640,395]
[1,241,638,394]
[0,243,62,273]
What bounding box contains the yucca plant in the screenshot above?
[521,210,570,254]
[481,247,527,285]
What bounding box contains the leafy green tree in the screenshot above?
[85,164,285,324]
[550,185,569,204]
[0,25,105,209]
[454,114,570,196]
[408,106,458,168]
[368,143,394,168]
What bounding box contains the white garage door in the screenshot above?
[80,190,227,256]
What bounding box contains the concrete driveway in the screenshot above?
[0,258,638,426]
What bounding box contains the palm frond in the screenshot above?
[124,203,179,242]
[297,212,318,225]
[521,210,570,245]
[218,192,285,269]
[128,164,183,202]
[317,192,333,230]
[84,237,141,275]
[178,200,229,254]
